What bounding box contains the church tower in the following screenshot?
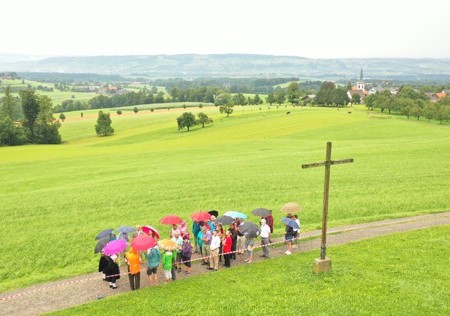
[356,68,365,91]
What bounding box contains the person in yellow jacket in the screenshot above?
[125,247,142,290]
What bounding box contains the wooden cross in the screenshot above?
[302,142,353,260]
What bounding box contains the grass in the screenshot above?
[50,226,450,315]
[0,105,449,293]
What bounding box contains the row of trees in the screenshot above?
[0,87,61,145]
[177,112,213,131]
[365,87,450,122]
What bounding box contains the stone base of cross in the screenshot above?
[302,142,353,273]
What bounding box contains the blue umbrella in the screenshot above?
[95,228,114,240]
[224,211,248,219]
[117,226,136,234]
[281,217,299,229]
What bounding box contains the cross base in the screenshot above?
[312,257,332,273]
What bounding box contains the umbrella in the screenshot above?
[158,239,179,251]
[224,211,248,219]
[281,202,301,213]
[190,211,211,222]
[131,235,156,251]
[94,238,109,254]
[142,225,160,239]
[103,239,127,256]
[117,226,136,234]
[208,210,219,217]
[215,215,235,225]
[238,222,260,238]
[117,231,129,241]
[281,217,300,229]
[252,208,272,217]
[160,214,183,225]
[95,228,113,240]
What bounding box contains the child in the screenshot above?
[181,236,193,274]
[162,249,174,282]
[223,230,232,267]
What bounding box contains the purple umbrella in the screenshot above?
[103,239,127,256]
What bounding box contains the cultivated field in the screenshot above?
[0,105,449,292]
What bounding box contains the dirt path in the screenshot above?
[1,212,449,316]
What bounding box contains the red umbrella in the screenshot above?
[142,225,160,239]
[160,214,183,225]
[131,235,156,251]
[190,211,211,222]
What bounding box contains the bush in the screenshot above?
[59,113,66,122]
[116,110,122,115]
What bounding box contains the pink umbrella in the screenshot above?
[131,235,156,251]
[160,214,183,225]
[142,225,160,239]
[103,239,127,256]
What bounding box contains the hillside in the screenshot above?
[1,54,449,80]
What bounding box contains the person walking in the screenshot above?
[125,247,142,290]
[209,230,221,271]
[260,218,271,258]
[146,245,161,286]
[284,216,294,255]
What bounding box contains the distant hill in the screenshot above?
[1,54,449,81]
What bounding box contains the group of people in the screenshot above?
[98,212,300,291]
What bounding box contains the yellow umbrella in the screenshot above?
[281,202,301,213]
[158,239,178,251]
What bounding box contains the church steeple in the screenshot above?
[356,68,365,91]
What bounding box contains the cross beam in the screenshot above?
[302,142,353,260]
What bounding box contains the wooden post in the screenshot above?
[302,142,353,272]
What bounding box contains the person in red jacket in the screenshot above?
[263,214,274,234]
[222,230,233,267]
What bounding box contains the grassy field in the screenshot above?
[0,105,449,292]
[51,226,450,315]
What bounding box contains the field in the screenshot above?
[51,226,450,315]
[0,105,449,292]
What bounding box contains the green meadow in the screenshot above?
[0,105,449,292]
[52,226,450,315]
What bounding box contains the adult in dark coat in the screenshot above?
[98,252,109,281]
[105,254,120,289]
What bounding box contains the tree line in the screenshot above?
[365,87,450,123]
[0,87,61,145]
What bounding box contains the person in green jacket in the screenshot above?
[162,250,174,282]
[146,246,161,286]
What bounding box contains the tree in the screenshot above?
[197,112,213,128]
[286,82,301,105]
[133,107,139,114]
[0,116,27,146]
[253,94,263,105]
[116,109,122,115]
[266,93,275,105]
[95,111,114,136]
[176,112,197,131]
[274,88,286,106]
[0,86,22,121]
[214,92,232,106]
[20,89,40,133]
[59,113,66,122]
[351,93,361,104]
[219,105,234,117]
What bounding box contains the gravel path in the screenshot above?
[1,211,449,316]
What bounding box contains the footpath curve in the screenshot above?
[1,211,449,316]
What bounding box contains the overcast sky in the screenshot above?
[2,0,449,58]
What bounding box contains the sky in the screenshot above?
[2,0,449,59]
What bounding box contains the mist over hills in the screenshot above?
[1,53,449,81]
